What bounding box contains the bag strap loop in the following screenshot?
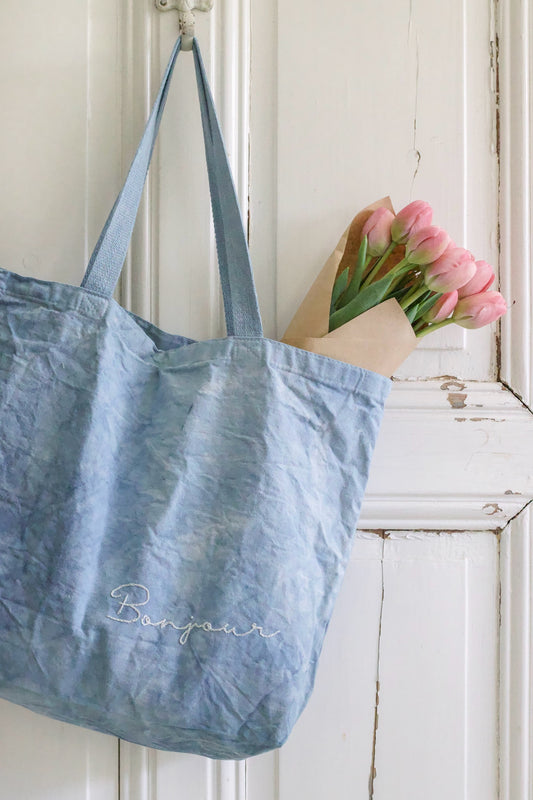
[81,36,263,339]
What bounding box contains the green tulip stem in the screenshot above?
[360,242,397,289]
[415,318,454,338]
[386,262,417,293]
[400,284,428,311]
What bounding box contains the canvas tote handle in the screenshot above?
[80,36,263,339]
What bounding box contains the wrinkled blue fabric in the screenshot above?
[0,35,392,760]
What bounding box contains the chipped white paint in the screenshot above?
[362,381,533,530]
[154,0,214,51]
[499,0,533,411]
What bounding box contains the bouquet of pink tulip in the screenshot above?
[282,197,508,378]
[329,200,507,338]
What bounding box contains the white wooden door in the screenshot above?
[0,1,532,798]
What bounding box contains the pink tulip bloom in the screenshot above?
[453,291,507,329]
[423,290,459,323]
[424,247,477,292]
[457,260,495,298]
[391,201,433,244]
[405,226,451,266]
[361,207,395,257]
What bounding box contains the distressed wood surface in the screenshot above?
[269,0,498,382]
[362,380,533,530]
[499,0,533,411]
[247,531,499,800]
[372,532,499,799]
[0,0,529,797]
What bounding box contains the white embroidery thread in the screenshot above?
[107,583,280,646]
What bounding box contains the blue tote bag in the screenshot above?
[0,36,392,759]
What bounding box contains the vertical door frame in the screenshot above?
[498,0,533,797]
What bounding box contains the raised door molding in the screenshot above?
[499,0,532,412]
[362,380,533,531]
[497,0,533,798]
[500,511,533,800]
[0,700,119,800]
[118,3,252,798]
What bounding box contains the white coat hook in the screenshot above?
[155,0,214,51]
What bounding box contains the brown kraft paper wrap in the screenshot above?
[281,197,418,378]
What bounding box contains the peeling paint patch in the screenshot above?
[483,503,503,515]
[448,392,467,409]
[504,489,522,496]
[440,379,466,392]
[455,416,505,422]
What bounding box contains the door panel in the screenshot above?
[0,702,118,800]
[247,532,499,800]
[268,0,498,382]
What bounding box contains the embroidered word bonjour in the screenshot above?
[107,583,280,646]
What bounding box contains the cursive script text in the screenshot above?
[106,583,280,646]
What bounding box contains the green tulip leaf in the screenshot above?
[329,269,397,331]
[330,267,349,311]
[334,236,369,311]
[389,285,412,302]
[416,292,442,322]
[349,235,369,297]
[405,302,421,324]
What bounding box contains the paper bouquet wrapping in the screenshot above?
[282,198,419,377]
